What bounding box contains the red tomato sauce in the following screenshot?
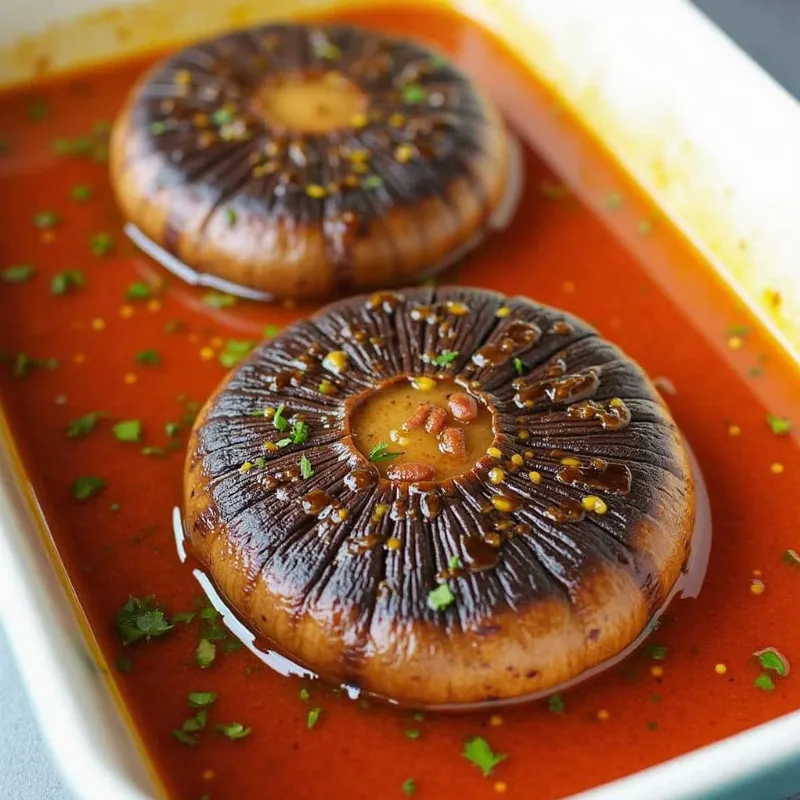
[1,5,799,799]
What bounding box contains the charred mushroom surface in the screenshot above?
[185,287,694,706]
[111,24,509,299]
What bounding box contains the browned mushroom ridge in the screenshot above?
[111,24,509,299]
[184,286,694,706]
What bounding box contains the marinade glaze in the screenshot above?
[0,5,799,800]
[185,287,693,707]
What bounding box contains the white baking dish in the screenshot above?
[1,1,799,799]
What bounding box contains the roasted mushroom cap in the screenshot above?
[111,24,509,300]
[184,286,694,706]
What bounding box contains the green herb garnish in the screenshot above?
[427,583,455,611]
[196,638,216,668]
[171,729,199,747]
[181,710,207,732]
[90,231,113,257]
[756,649,788,677]
[33,210,60,229]
[277,421,310,448]
[755,674,775,692]
[431,350,458,367]
[405,729,421,740]
[141,446,166,457]
[165,422,181,438]
[51,269,84,295]
[66,411,104,438]
[2,265,35,283]
[782,549,800,566]
[263,324,281,339]
[135,348,161,366]
[219,339,255,368]
[644,643,668,661]
[448,555,462,569]
[369,441,403,462]
[603,191,623,210]
[70,475,106,501]
[71,184,93,201]
[188,691,218,709]
[224,207,237,226]
[115,596,172,644]
[211,108,234,126]
[11,353,58,378]
[202,291,237,309]
[149,121,171,136]
[726,324,750,337]
[462,736,507,777]
[300,455,314,480]
[363,175,383,189]
[299,688,311,702]
[113,419,142,443]
[512,357,525,376]
[273,404,288,431]
[172,611,196,624]
[125,281,153,301]
[402,84,426,104]
[547,694,565,714]
[637,219,654,236]
[401,779,416,797]
[306,708,321,729]
[766,414,791,436]
[215,721,251,740]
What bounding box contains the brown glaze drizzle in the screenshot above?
[344,468,378,491]
[544,497,586,523]
[557,457,633,495]
[472,321,541,368]
[464,535,501,570]
[514,367,600,409]
[567,398,631,430]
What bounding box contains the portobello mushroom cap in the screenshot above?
[111,24,509,299]
[184,286,694,706]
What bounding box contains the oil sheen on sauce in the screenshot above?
[1,6,799,800]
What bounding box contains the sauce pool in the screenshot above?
[1,5,799,799]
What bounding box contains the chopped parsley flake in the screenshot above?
[512,357,525,376]
[277,421,310,448]
[196,638,216,669]
[71,184,93,201]
[188,691,218,709]
[70,475,106,501]
[755,673,775,692]
[299,687,311,702]
[219,339,255,368]
[448,555,462,569]
[141,446,167,457]
[66,411,104,438]
[405,729,421,740]
[224,207,237,226]
[637,219,654,235]
[363,175,383,189]
[273,405,288,431]
[431,350,458,367]
[215,721,251,740]
[90,231,113,256]
[165,422,181,438]
[171,611,196,624]
[402,84,426,104]
[171,729,198,747]
[401,778,416,796]
[427,583,455,611]
[33,210,60,229]
[164,320,185,334]
[51,269,85,296]
[756,649,788,677]
[603,191,623,210]
[135,348,160,366]
[149,121,171,136]
[202,290,237,309]
[726,324,750,337]
[369,441,403,462]
[264,324,281,339]
[644,643,668,661]
[113,419,142,443]
[462,735,507,777]
[115,596,173,644]
[300,455,314,480]
[125,282,153,301]
[307,708,322,729]
[2,265,35,283]
[11,353,58,378]
[181,710,207,733]
[766,414,791,436]
[212,108,235,126]
[782,549,800,566]
[547,694,565,714]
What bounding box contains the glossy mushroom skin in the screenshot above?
[111,25,508,299]
[184,287,694,706]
